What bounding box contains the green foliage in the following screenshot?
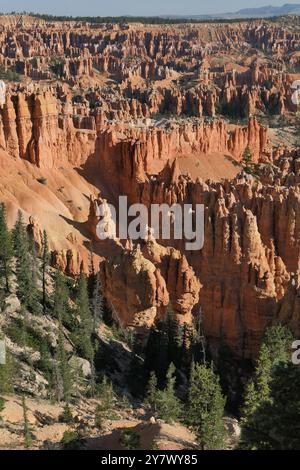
[97,376,117,414]
[61,430,78,446]
[93,378,117,426]
[0,350,15,393]
[74,273,94,363]
[94,404,104,430]
[42,231,50,314]
[51,277,74,403]
[54,313,73,403]
[13,211,41,314]
[156,363,182,423]
[0,203,13,292]
[49,56,65,77]
[145,371,159,413]
[225,146,260,178]
[0,64,21,82]
[241,363,300,449]
[186,363,226,450]
[241,326,293,425]
[59,403,73,424]
[52,271,71,324]
[5,318,52,363]
[0,396,5,412]
[90,272,104,326]
[263,325,293,365]
[20,12,264,25]
[120,429,141,450]
[240,326,295,448]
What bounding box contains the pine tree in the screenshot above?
[186,363,226,450]
[146,371,159,413]
[240,380,258,425]
[156,363,182,423]
[13,211,40,314]
[55,311,72,403]
[94,403,104,430]
[254,343,272,403]
[60,403,73,423]
[74,272,96,397]
[75,273,94,363]
[0,203,13,292]
[241,363,300,449]
[263,325,293,365]
[241,343,273,425]
[52,271,70,323]
[94,376,117,423]
[91,272,104,327]
[241,326,293,433]
[193,307,207,364]
[241,146,260,177]
[41,230,50,315]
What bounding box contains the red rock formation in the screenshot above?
[1,14,300,359]
[100,240,200,330]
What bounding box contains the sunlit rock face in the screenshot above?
[0,14,300,357]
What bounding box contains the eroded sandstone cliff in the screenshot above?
[1,15,300,358]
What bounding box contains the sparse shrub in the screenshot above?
[120,429,141,450]
[94,404,103,430]
[0,65,21,82]
[61,430,78,446]
[59,403,73,424]
[49,56,65,77]
[0,396,5,412]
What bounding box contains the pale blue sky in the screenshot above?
[0,0,299,16]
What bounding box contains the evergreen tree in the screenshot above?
[241,325,294,441]
[13,211,40,313]
[91,272,104,327]
[156,363,182,423]
[52,271,70,323]
[145,371,159,413]
[75,273,94,363]
[186,362,226,450]
[0,203,13,292]
[60,403,73,423]
[241,363,300,449]
[193,307,207,364]
[263,325,293,365]
[241,326,292,425]
[41,230,50,315]
[54,310,72,403]
[94,403,104,430]
[241,343,272,425]
[74,272,96,397]
[98,376,116,409]
[0,348,14,393]
[94,376,117,423]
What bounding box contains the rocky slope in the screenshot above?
[0,15,300,359]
